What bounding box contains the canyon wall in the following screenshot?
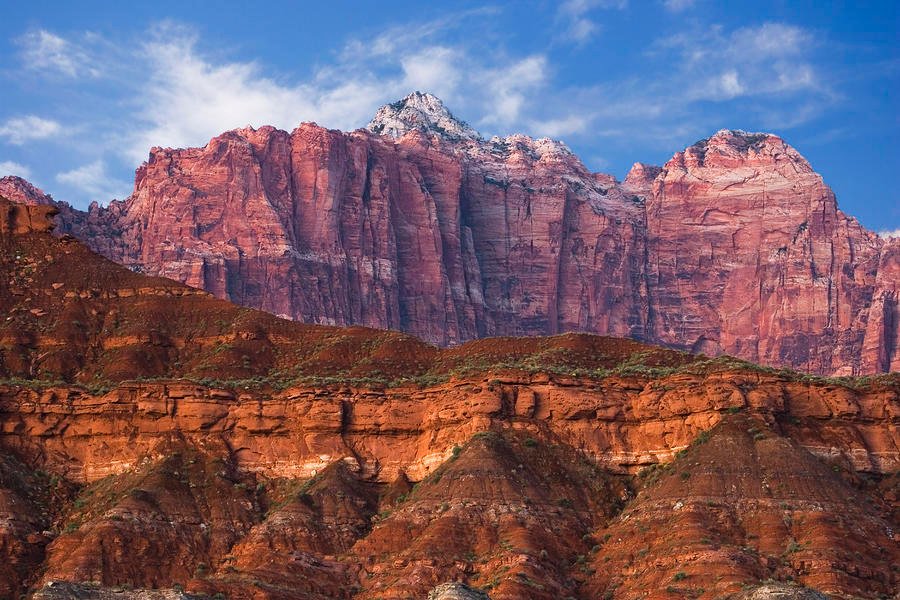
[4,93,897,375]
[2,370,898,485]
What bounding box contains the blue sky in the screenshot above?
[1,0,898,234]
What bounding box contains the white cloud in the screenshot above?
[878,229,900,239]
[0,115,63,144]
[568,18,598,43]
[556,0,628,44]
[663,0,695,12]
[731,22,810,57]
[5,15,845,209]
[399,46,464,100]
[0,161,32,179]
[476,55,548,128]
[716,70,745,99]
[122,21,553,161]
[118,17,824,161]
[18,29,100,77]
[129,28,317,161]
[56,160,130,202]
[661,23,821,102]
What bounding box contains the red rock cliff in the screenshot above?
[30,93,897,375]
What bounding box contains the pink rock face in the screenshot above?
[34,96,898,375]
[0,176,54,206]
[646,130,898,374]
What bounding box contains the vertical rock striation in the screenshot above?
[6,93,896,374]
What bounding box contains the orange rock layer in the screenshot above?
[1,370,898,599]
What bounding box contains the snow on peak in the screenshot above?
[367,92,481,140]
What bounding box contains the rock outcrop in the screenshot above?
[2,379,898,599]
[646,130,898,375]
[1,201,58,235]
[427,583,491,600]
[3,94,897,376]
[0,176,55,206]
[32,584,198,600]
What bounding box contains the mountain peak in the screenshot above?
[367,92,481,140]
[677,128,812,172]
[697,129,782,153]
[0,175,55,206]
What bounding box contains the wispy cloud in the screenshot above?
[533,21,831,143]
[2,14,854,210]
[125,19,551,160]
[56,160,130,202]
[0,115,63,144]
[658,23,822,102]
[556,0,628,44]
[0,160,32,179]
[878,229,900,239]
[529,114,590,138]
[11,17,833,164]
[17,29,101,78]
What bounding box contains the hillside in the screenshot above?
[0,197,897,598]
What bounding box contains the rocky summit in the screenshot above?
[5,93,896,376]
[0,193,898,599]
[367,91,481,140]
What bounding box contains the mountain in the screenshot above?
[367,90,481,139]
[4,92,897,376]
[0,194,897,599]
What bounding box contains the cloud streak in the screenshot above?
[663,0,695,12]
[0,115,63,144]
[13,17,833,163]
[17,29,101,78]
[1,13,855,212]
[0,160,32,179]
[555,0,628,44]
[56,160,130,202]
[125,19,552,161]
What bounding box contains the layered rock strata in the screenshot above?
[5,93,894,375]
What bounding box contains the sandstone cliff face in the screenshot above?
[5,94,896,376]
[585,413,896,598]
[2,370,898,485]
[0,177,55,206]
[646,130,898,375]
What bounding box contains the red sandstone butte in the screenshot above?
[6,92,896,375]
